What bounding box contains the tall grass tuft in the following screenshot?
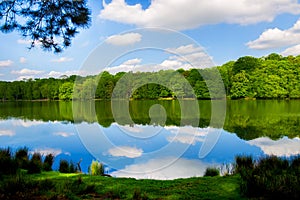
[0,148,17,176]
[88,160,104,176]
[235,155,300,199]
[15,147,29,170]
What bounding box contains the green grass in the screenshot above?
[0,171,245,199]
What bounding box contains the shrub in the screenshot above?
[204,167,220,177]
[15,147,29,170]
[28,152,43,174]
[0,148,17,176]
[0,171,36,197]
[59,159,70,173]
[43,154,54,171]
[59,159,77,173]
[236,155,300,199]
[69,161,77,173]
[235,155,253,174]
[88,160,104,176]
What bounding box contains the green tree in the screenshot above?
[0,82,7,100]
[265,53,282,61]
[96,72,114,99]
[59,82,73,100]
[89,160,104,176]
[0,0,91,53]
[230,71,252,98]
[232,56,260,75]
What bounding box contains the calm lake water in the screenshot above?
[0,100,300,179]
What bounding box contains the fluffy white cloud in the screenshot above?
[123,58,142,65]
[247,19,300,49]
[106,32,142,46]
[111,157,213,180]
[0,129,15,137]
[105,44,213,74]
[166,44,213,68]
[104,58,142,74]
[100,0,300,30]
[48,71,61,77]
[281,44,300,56]
[19,57,27,64]
[51,57,74,63]
[166,44,203,55]
[248,137,300,157]
[53,132,75,138]
[0,60,13,67]
[108,146,143,158]
[47,70,87,78]
[11,68,44,75]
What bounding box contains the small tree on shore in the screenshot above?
[89,160,104,176]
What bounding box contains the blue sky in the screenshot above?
[1,0,300,81]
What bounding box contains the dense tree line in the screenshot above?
[0,75,77,101]
[1,53,300,100]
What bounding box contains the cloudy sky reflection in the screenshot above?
[1,119,298,179]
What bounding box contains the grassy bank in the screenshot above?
[2,147,300,199]
[0,171,244,199]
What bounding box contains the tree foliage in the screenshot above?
[88,160,104,176]
[0,0,91,53]
[1,54,300,101]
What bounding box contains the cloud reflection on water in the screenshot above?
[248,137,300,157]
[111,157,213,180]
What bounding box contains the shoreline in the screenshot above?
[1,97,300,102]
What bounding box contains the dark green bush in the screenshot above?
[15,147,29,170]
[69,161,77,173]
[235,155,253,174]
[236,155,300,199]
[204,167,220,177]
[0,172,37,198]
[28,152,43,174]
[43,154,54,171]
[0,148,17,176]
[59,159,77,173]
[59,159,70,173]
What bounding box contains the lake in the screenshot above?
[1,100,300,179]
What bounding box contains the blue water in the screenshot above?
[1,118,299,179]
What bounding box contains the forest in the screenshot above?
[1,53,300,101]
